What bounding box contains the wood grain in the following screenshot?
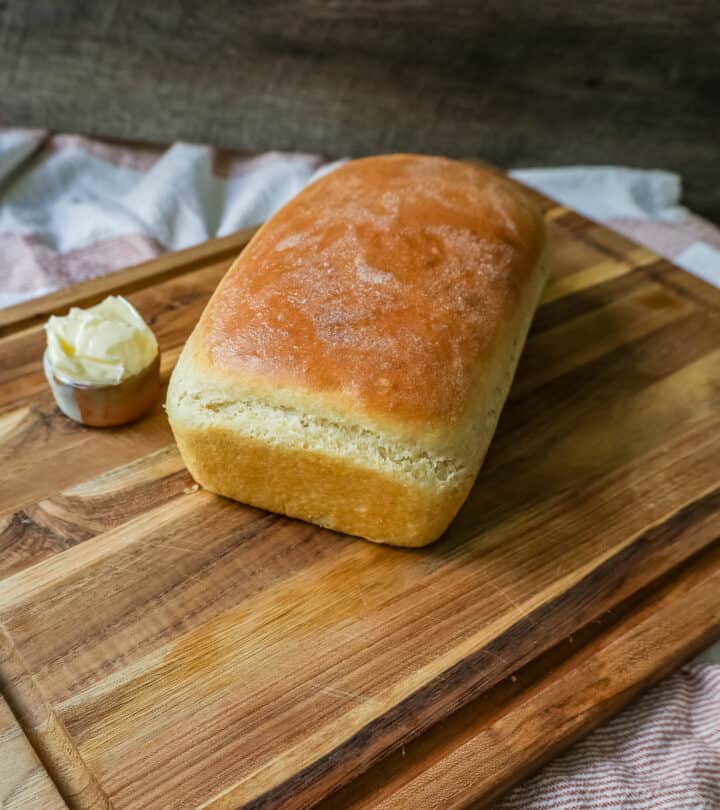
[320,541,720,809]
[0,1,718,219]
[0,188,719,809]
[0,626,111,810]
[0,690,68,809]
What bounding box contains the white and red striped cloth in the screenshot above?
[498,665,720,809]
[1,128,719,807]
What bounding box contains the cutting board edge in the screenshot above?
[320,537,720,810]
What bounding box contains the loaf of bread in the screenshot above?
[166,155,547,547]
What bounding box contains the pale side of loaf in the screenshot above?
[166,155,547,547]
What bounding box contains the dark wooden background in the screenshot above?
[1,0,718,219]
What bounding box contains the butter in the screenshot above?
[45,296,158,386]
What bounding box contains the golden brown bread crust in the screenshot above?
[200,154,545,430]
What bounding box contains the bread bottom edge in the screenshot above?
[170,420,473,547]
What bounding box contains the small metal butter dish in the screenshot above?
[43,350,161,427]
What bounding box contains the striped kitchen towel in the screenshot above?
[497,664,720,809]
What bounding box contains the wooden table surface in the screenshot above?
[2,1,718,219]
[0,186,719,809]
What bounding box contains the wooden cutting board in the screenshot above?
[1,186,719,810]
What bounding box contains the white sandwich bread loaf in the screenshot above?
[166,155,547,546]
